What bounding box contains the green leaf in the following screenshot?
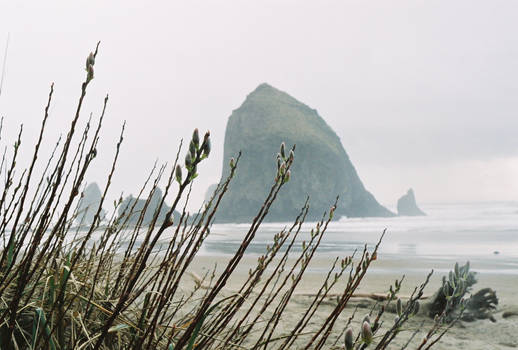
[32,308,56,350]
[48,275,56,305]
[6,238,14,270]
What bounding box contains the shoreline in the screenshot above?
[188,254,518,307]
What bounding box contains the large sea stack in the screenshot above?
[216,83,394,222]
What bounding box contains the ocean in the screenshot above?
[201,201,518,275]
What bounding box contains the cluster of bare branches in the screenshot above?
[0,45,457,350]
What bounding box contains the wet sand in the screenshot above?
[184,254,518,349]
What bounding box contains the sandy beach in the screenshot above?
[185,254,518,349]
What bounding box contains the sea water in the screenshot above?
[201,201,518,274]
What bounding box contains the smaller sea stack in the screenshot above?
[397,188,426,216]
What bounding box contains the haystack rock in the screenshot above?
[215,83,394,222]
[397,188,426,216]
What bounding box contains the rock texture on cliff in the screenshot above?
[397,188,426,216]
[216,83,394,222]
[77,183,106,225]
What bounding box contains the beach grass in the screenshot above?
[0,44,462,350]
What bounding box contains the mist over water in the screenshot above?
[201,201,518,274]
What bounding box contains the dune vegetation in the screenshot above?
[0,45,466,350]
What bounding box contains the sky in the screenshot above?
[0,1,517,211]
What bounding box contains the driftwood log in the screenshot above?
[297,292,430,302]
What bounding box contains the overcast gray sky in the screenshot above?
[0,1,517,210]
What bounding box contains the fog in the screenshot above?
[0,1,517,210]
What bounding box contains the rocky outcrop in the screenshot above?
[118,188,179,226]
[215,83,394,222]
[77,183,105,225]
[397,188,426,216]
